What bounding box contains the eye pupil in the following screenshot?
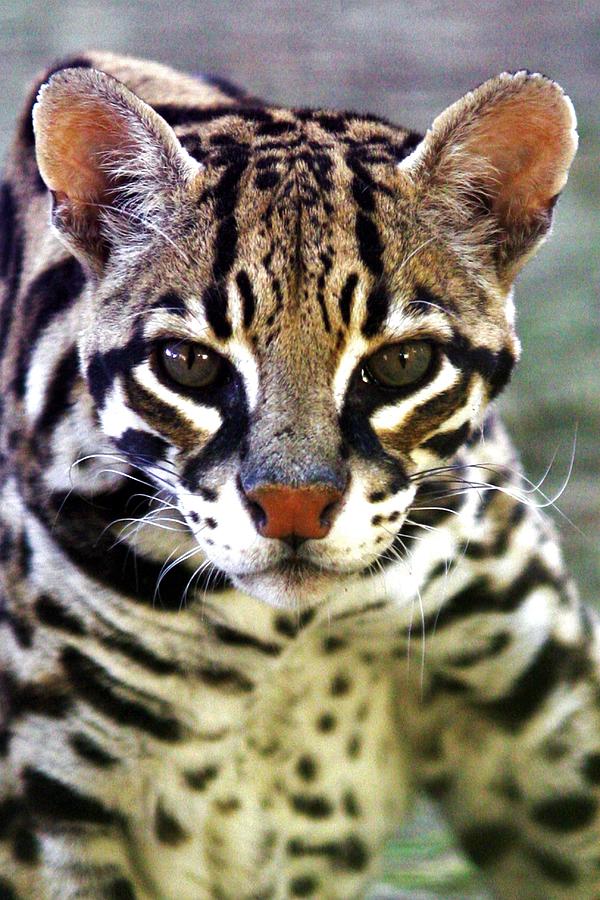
[159,341,223,389]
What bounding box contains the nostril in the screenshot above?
[320,499,340,529]
[247,499,267,532]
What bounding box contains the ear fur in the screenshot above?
[32,67,200,274]
[400,71,578,284]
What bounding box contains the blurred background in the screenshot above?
[1,1,598,896]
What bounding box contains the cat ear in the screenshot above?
[399,71,578,284]
[33,67,200,274]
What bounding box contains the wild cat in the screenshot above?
[0,51,598,899]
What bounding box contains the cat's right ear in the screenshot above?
[33,67,201,275]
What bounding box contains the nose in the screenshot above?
[244,484,343,542]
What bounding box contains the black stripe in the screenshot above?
[154,104,273,128]
[339,273,358,326]
[27,483,230,609]
[12,258,85,398]
[115,428,169,463]
[355,212,383,277]
[235,269,256,329]
[61,645,183,741]
[153,290,188,316]
[212,622,281,656]
[422,558,556,632]
[445,332,515,399]
[35,593,85,635]
[361,283,389,337]
[202,283,232,340]
[0,182,24,366]
[100,631,181,676]
[422,421,471,458]
[5,672,71,720]
[23,766,119,825]
[477,638,590,731]
[86,326,146,408]
[35,347,80,434]
[69,732,118,768]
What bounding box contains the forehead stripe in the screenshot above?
[339,272,358,326]
[362,283,390,338]
[235,270,256,329]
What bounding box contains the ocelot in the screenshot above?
[0,51,597,900]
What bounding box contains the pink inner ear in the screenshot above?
[462,92,575,223]
[36,96,131,206]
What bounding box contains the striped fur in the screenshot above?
[0,52,598,899]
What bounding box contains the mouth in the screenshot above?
[234,555,338,608]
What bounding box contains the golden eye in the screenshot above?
[363,342,434,389]
[159,341,223,389]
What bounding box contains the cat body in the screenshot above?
[0,52,598,899]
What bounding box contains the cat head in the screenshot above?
[32,66,577,608]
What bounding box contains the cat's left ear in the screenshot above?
[399,71,578,285]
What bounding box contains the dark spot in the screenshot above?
[184,765,219,791]
[582,753,600,786]
[12,826,40,863]
[343,790,361,817]
[333,835,369,871]
[199,486,218,502]
[316,712,336,733]
[35,594,85,636]
[330,674,351,696]
[290,793,333,818]
[371,514,382,526]
[368,490,386,503]
[154,799,189,845]
[527,846,578,885]
[321,635,346,653]
[531,794,597,832]
[460,823,516,867]
[104,878,137,900]
[205,517,217,530]
[296,755,318,782]
[347,734,361,758]
[289,875,319,897]
[215,797,241,813]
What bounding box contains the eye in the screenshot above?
[362,342,434,389]
[159,341,223,389]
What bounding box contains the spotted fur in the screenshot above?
[0,52,598,899]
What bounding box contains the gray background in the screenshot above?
[1,1,598,896]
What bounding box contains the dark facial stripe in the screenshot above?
[99,630,181,676]
[123,376,198,451]
[339,273,358,327]
[61,645,183,741]
[115,428,169,463]
[380,373,472,454]
[361,283,389,338]
[235,269,256,328]
[421,421,471,458]
[355,212,383,278]
[12,258,84,398]
[86,327,146,408]
[22,766,120,825]
[25,482,230,609]
[446,333,515,399]
[153,290,188,316]
[35,346,80,434]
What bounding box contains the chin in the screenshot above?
[233,561,341,610]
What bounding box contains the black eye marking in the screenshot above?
[362,341,435,391]
[156,341,224,390]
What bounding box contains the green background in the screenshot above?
[1,2,597,896]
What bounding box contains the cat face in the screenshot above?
[33,67,576,607]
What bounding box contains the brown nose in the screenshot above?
[245,484,343,541]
